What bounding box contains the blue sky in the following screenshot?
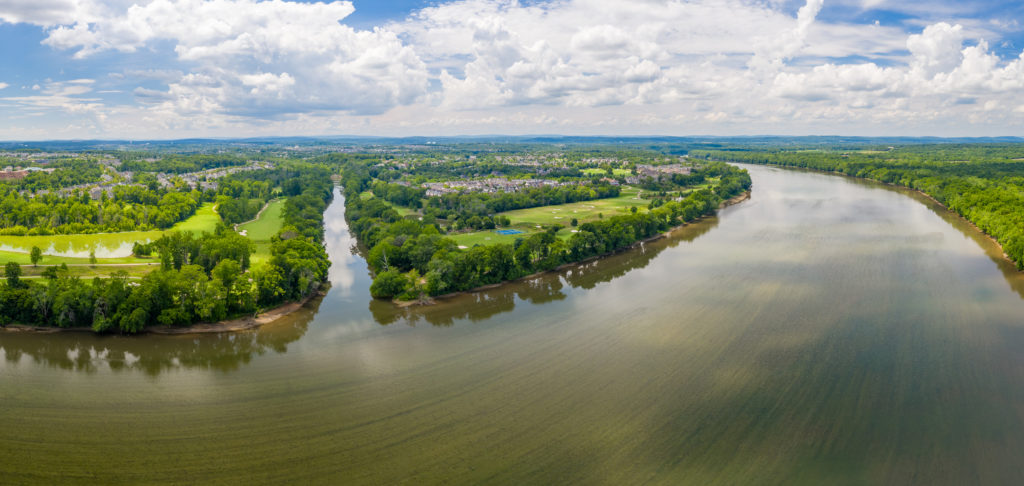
[0,0,1023,139]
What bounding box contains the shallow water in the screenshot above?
[2,165,1024,484]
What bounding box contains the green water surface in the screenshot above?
[2,165,1024,485]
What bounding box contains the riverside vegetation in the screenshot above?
[0,153,332,333]
[693,144,1024,269]
[335,153,751,300]
[6,138,1018,331]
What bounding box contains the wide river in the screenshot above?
[3,165,1024,484]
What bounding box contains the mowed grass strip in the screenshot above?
[0,202,222,265]
[500,186,650,227]
[19,263,159,279]
[239,199,286,241]
[239,199,287,266]
[449,187,650,247]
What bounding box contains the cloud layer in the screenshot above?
[1,0,1024,137]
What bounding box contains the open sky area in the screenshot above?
[1,0,1023,139]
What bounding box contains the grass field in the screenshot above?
[0,202,221,265]
[239,199,287,266]
[582,168,632,177]
[449,187,650,247]
[239,199,285,241]
[19,262,158,279]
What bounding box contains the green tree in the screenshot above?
[5,261,22,288]
[89,250,97,266]
[370,269,409,299]
[30,246,42,266]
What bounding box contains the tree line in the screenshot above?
[339,159,751,300]
[119,154,251,174]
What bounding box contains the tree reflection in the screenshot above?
[0,296,321,376]
[371,216,720,327]
[909,189,1024,300]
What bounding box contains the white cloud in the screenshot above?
[1,0,1024,138]
[0,83,8,90]
[41,0,430,117]
[908,22,966,78]
[0,0,82,25]
[0,79,103,122]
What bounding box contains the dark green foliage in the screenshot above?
[369,270,409,298]
[119,154,249,174]
[5,262,22,288]
[13,159,104,191]
[340,158,751,300]
[1,164,334,333]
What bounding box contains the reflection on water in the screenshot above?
[0,236,152,258]
[5,169,1024,484]
[0,297,320,375]
[904,187,1024,299]
[369,216,720,327]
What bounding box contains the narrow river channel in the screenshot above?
[2,164,1024,484]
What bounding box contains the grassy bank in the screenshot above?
[449,186,650,247]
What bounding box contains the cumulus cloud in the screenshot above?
[41,0,429,117]
[2,0,1024,137]
[401,0,809,109]
[908,22,966,78]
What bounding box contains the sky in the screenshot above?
[0,0,1023,140]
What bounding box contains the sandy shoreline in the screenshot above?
[398,190,752,307]
[0,288,326,335]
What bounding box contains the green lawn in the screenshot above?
[449,187,650,247]
[0,202,221,265]
[500,186,649,226]
[173,203,222,233]
[239,199,285,241]
[20,263,158,279]
[238,199,287,266]
[449,230,532,248]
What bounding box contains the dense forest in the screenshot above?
[692,145,1024,269]
[339,158,751,300]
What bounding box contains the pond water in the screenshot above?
[2,165,1024,484]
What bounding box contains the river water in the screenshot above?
[2,164,1024,484]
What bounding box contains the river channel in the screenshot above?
[2,164,1024,484]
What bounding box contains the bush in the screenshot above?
[370,270,409,299]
